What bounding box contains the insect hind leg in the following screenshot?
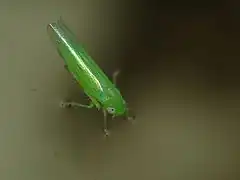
[60,100,94,109]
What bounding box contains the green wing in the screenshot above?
[47,17,116,104]
[57,18,111,82]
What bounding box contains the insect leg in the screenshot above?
[88,96,101,110]
[60,101,94,109]
[125,109,136,124]
[126,115,136,123]
[112,69,121,85]
[103,109,110,136]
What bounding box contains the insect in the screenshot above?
[47,17,134,136]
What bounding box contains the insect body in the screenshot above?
[47,18,134,136]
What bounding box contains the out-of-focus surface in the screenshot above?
[0,0,239,180]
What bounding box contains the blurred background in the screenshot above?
[0,0,239,179]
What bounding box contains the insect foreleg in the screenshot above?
[125,109,136,124]
[60,101,94,109]
[103,109,110,136]
[112,69,120,85]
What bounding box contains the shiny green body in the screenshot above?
[47,18,127,116]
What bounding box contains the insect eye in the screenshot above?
[107,107,115,114]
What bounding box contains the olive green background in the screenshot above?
[0,0,239,180]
